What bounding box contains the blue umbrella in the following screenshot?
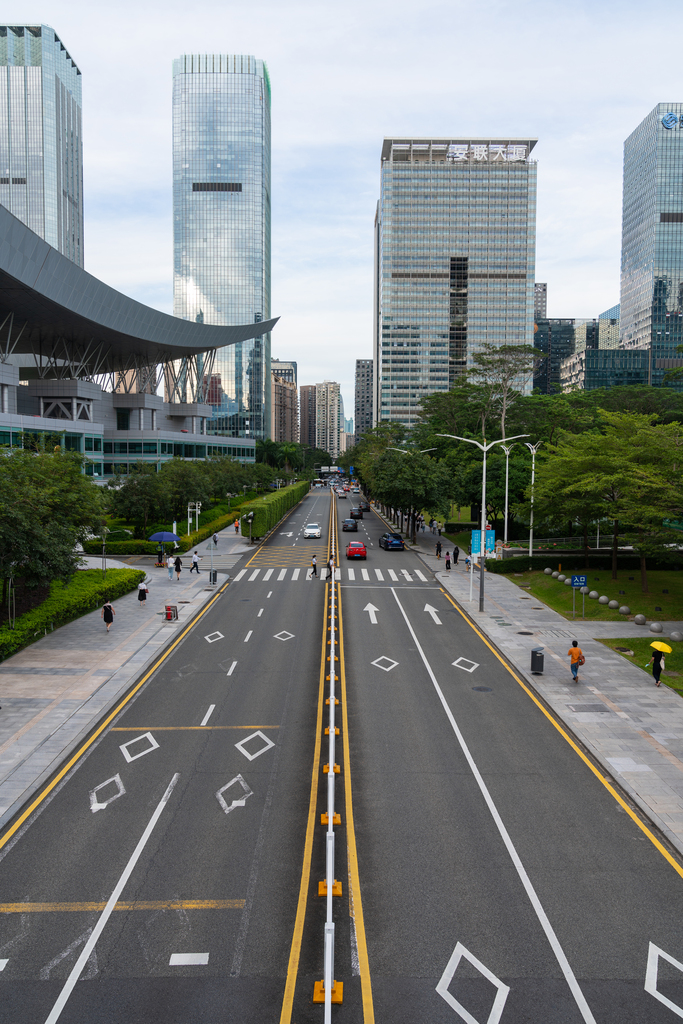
[149,531,181,542]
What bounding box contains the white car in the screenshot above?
[304,523,322,538]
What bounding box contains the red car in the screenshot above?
[346,540,367,560]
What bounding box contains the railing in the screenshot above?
[323,493,338,1019]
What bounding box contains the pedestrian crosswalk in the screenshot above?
[230,566,431,584]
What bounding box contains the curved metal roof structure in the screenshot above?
[0,204,278,376]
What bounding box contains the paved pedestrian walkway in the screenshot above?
[394,515,683,859]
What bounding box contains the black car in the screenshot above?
[358,500,370,511]
[342,518,358,531]
[379,532,405,550]
[350,507,363,519]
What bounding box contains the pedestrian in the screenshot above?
[137,579,149,607]
[436,540,442,559]
[174,555,183,581]
[464,555,471,573]
[101,599,115,632]
[453,544,460,565]
[649,649,665,687]
[310,555,318,578]
[437,522,442,536]
[213,532,218,547]
[567,640,584,683]
[167,553,174,580]
[190,550,200,574]
[421,520,426,534]
[445,551,451,571]
[234,518,239,534]
[325,556,335,580]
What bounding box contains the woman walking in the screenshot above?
[137,579,149,608]
[445,551,451,571]
[101,599,115,633]
[174,555,183,581]
[167,553,174,580]
[649,649,665,687]
[435,539,442,559]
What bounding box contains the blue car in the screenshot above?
[379,532,405,550]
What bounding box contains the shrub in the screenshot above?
[486,553,683,574]
[82,540,158,554]
[0,568,145,661]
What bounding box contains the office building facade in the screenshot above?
[315,380,340,460]
[354,358,373,446]
[534,283,547,319]
[0,24,83,265]
[271,358,297,386]
[173,53,271,438]
[621,103,683,385]
[374,137,537,427]
[299,384,316,450]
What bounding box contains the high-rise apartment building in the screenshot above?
[0,25,83,265]
[270,371,298,443]
[299,384,316,450]
[354,358,373,446]
[534,283,547,319]
[374,137,537,426]
[315,380,340,460]
[172,54,271,438]
[620,104,683,385]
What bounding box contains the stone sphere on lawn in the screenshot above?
[552,571,559,578]
[564,577,573,585]
[580,586,589,594]
[634,614,647,625]
[619,606,631,615]
[650,622,663,633]
[544,568,553,575]
[598,595,609,605]
[558,574,566,582]
[670,631,683,642]
[608,600,619,609]
[589,591,599,600]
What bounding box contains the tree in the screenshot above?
[470,343,542,438]
[371,448,452,542]
[157,459,213,521]
[107,463,167,538]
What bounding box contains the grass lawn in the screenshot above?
[597,637,683,699]
[444,531,471,552]
[507,569,683,623]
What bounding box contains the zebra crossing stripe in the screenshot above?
[415,570,428,582]
[278,569,287,580]
[375,569,384,581]
[388,570,398,582]
[348,568,355,581]
[233,570,247,581]
[292,568,300,581]
[361,568,370,581]
[249,570,260,581]
[263,569,274,580]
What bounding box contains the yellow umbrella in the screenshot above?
[650,641,672,653]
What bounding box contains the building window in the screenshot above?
[114,441,128,454]
[103,441,113,454]
[143,441,158,454]
[116,409,130,431]
[192,182,242,192]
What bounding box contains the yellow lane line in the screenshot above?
[0,579,232,853]
[110,726,280,731]
[337,538,375,1018]
[0,900,244,913]
[440,587,683,881]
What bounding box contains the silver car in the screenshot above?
[303,522,322,538]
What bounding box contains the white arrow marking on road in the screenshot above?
[424,603,442,625]
[280,532,293,537]
[364,603,379,624]
[89,774,126,813]
[216,774,254,815]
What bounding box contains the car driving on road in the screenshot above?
[379,532,405,550]
[350,507,363,519]
[346,540,367,559]
[342,518,358,531]
[303,523,322,538]
[358,500,370,512]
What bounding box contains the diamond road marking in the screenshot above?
[216,774,253,815]
[372,656,398,672]
[436,941,510,1023]
[170,952,209,966]
[452,657,479,674]
[274,630,294,642]
[119,732,159,763]
[89,774,126,813]
[235,730,275,761]
[204,631,224,644]
[645,942,683,1018]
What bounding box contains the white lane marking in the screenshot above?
[267,591,273,598]
[401,570,413,581]
[263,569,274,580]
[119,732,159,763]
[363,603,379,624]
[292,568,300,580]
[273,630,294,642]
[424,603,442,625]
[415,570,428,582]
[361,568,370,581]
[437,941,509,1022]
[453,657,479,673]
[216,773,253,815]
[390,589,597,1024]
[89,774,126,813]
[277,569,287,581]
[248,570,260,581]
[204,631,224,644]
[348,568,356,581]
[0,959,7,971]
[44,774,180,1024]
[258,608,264,617]
[227,661,237,676]
[201,705,216,726]
[371,656,398,672]
[170,952,209,966]
[388,569,398,581]
[645,942,683,1018]
[233,570,247,582]
[374,569,384,581]
[244,631,253,643]
[235,730,276,761]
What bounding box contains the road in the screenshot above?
[0,488,682,1023]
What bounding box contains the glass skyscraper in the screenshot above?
[0,24,83,265]
[374,137,537,427]
[620,103,683,386]
[172,54,271,439]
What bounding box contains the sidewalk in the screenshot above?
[386,510,683,858]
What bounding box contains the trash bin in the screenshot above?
[209,570,218,584]
[165,605,178,621]
[530,647,544,674]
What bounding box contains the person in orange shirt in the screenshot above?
[568,640,584,682]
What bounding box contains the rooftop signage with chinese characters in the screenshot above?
[447,143,528,162]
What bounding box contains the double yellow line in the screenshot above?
[279,491,374,1021]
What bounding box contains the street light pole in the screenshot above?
[437,434,529,612]
[500,443,516,544]
[525,442,543,568]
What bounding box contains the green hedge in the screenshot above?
[235,481,310,540]
[486,553,683,574]
[445,522,478,533]
[0,568,146,661]
[82,540,158,554]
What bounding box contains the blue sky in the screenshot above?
[25,0,683,415]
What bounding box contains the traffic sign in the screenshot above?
[571,575,587,588]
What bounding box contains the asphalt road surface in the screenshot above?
[1,488,683,1024]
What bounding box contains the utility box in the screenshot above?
[209,570,218,584]
[165,605,178,621]
[530,647,544,674]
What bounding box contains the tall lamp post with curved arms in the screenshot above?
[437,434,529,612]
[500,443,517,544]
[386,447,437,541]
[525,441,543,568]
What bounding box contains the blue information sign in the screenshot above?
[471,530,495,555]
[571,575,587,588]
